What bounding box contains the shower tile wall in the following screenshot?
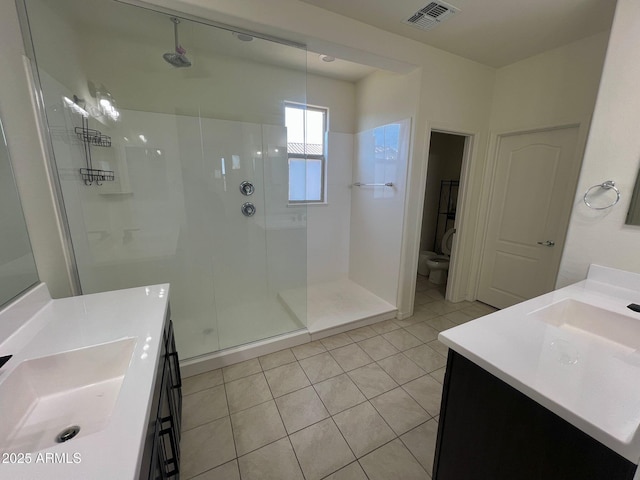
[349,119,411,306]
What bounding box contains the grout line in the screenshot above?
[222,382,239,461]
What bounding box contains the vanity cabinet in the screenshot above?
[433,351,637,480]
[139,311,182,480]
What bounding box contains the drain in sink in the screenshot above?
[55,426,80,443]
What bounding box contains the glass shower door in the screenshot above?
[22,0,308,361]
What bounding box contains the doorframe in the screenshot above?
[471,119,592,301]
[398,121,478,319]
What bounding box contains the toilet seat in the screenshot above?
[442,228,455,255]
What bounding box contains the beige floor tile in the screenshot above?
[347,363,398,399]
[426,339,448,357]
[333,402,396,457]
[346,325,378,342]
[238,437,304,480]
[290,418,355,480]
[424,316,457,332]
[382,329,423,351]
[182,384,228,431]
[401,419,439,475]
[359,438,429,480]
[425,288,446,301]
[323,462,368,480]
[459,306,486,319]
[376,353,427,385]
[222,358,262,383]
[299,351,344,383]
[411,307,441,320]
[182,369,223,396]
[371,319,401,335]
[423,301,459,316]
[264,362,310,397]
[259,348,297,371]
[403,375,443,416]
[330,343,374,371]
[405,322,439,343]
[275,385,329,433]
[320,333,354,350]
[370,387,430,435]
[225,373,272,413]
[414,293,436,306]
[292,340,327,360]
[443,310,475,325]
[430,367,447,384]
[191,460,240,480]
[181,416,236,479]
[230,400,287,456]
[393,316,424,328]
[313,373,367,415]
[403,344,447,373]
[357,335,399,361]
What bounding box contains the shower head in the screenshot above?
[163,17,191,68]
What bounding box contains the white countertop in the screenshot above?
[439,265,640,464]
[0,282,170,479]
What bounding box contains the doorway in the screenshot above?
[416,131,467,306]
[477,125,582,309]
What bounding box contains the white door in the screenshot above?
[478,126,581,309]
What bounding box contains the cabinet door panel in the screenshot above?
[434,352,637,480]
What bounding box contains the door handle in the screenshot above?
[537,240,555,247]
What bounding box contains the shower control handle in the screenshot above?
[239,181,255,196]
[241,202,256,217]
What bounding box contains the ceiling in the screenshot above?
[297,0,617,67]
[47,0,377,83]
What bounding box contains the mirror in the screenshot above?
[626,169,640,225]
[0,117,39,307]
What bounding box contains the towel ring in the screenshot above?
[583,180,620,210]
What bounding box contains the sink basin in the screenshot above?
[529,299,640,350]
[0,337,136,454]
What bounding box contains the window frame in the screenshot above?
[285,102,328,205]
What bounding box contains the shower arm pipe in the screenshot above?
[113,0,306,50]
[172,17,182,52]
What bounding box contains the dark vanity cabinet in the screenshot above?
[433,351,638,480]
[139,311,183,480]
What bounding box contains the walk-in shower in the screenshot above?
[21,0,308,362]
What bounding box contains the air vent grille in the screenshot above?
[403,1,460,31]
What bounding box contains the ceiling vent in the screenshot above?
[403,1,460,31]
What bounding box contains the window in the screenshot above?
[285,103,327,203]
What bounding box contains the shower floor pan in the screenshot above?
[279,279,397,339]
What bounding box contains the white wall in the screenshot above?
[559,0,640,286]
[350,119,411,306]
[489,32,609,132]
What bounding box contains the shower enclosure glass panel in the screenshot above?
[22,0,308,360]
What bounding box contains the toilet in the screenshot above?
[426,228,455,285]
[418,251,437,276]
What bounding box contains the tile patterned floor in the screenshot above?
[180,277,498,480]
